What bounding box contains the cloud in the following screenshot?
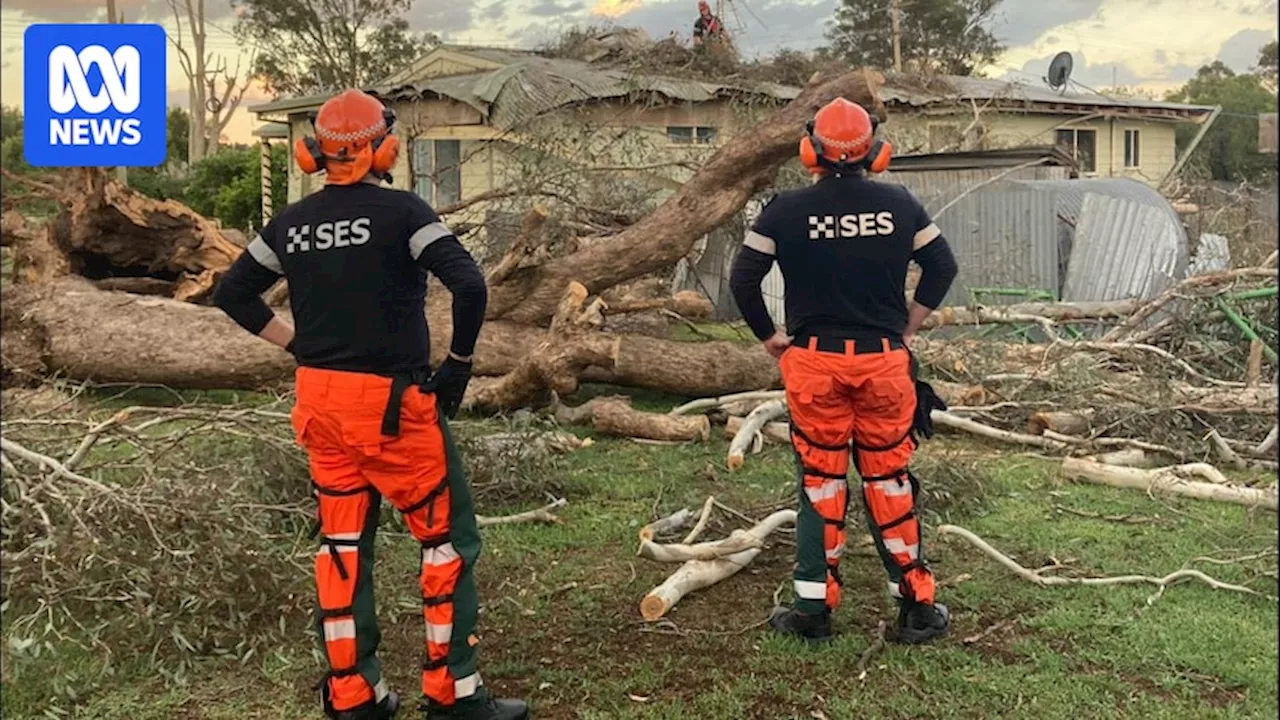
[405,1,474,39]
[1010,49,1143,90]
[4,0,233,23]
[991,0,1105,47]
[532,0,584,18]
[1216,27,1274,72]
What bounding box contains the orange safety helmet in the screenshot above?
[293,89,400,186]
[798,97,892,176]
[698,1,711,13]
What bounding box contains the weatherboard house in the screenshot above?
[248,44,1217,215]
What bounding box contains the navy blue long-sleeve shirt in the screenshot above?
[212,181,487,373]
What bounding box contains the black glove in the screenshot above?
[908,351,946,441]
[427,356,472,420]
[913,379,947,441]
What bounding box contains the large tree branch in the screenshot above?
[482,68,886,325]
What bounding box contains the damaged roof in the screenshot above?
[370,54,799,130]
[248,45,1214,127]
[881,73,1215,118]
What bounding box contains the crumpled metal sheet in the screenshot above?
[1061,192,1184,302]
[1187,233,1232,277]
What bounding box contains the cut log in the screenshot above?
[931,380,987,408]
[639,509,797,621]
[1027,410,1093,437]
[639,508,697,543]
[552,394,710,443]
[922,300,1143,328]
[724,416,790,445]
[1061,457,1278,511]
[603,291,714,319]
[727,399,789,470]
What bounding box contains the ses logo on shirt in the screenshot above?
[23,24,167,167]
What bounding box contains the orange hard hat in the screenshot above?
[699,1,710,11]
[293,89,401,186]
[798,98,892,175]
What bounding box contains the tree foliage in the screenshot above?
[233,0,438,97]
[824,0,1004,76]
[1166,54,1278,183]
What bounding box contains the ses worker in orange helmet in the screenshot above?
[729,98,958,645]
[212,90,528,720]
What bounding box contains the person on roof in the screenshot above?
[692,1,724,45]
[728,98,958,646]
[212,88,528,720]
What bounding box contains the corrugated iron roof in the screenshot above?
[370,55,800,130]
[881,73,1215,116]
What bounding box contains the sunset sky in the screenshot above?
[2,0,1275,144]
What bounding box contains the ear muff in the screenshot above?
[799,119,823,173]
[865,138,893,174]
[294,136,325,174]
[370,133,400,176]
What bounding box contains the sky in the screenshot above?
[1,0,1276,145]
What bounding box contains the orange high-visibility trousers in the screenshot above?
[780,337,937,615]
[291,367,487,716]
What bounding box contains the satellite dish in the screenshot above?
[1046,51,1074,93]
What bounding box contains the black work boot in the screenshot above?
[768,606,834,644]
[421,696,529,720]
[333,690,400,720]
[895,600,950,644]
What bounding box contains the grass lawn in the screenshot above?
[2,395,1276,720]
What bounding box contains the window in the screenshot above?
[412,139,462,207]
[1123,129,1141,168]
[667,126,718,145]
[1055,128,1097,173]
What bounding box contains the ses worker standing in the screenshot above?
[729,98,959,645]
[212,90,528,720]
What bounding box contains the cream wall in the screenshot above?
[885,110,1183,185]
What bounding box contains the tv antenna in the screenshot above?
[1045,51,1074,94]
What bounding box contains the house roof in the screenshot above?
[881,73,1216,119]
[248,45,1215,127]
[248,45,798,127]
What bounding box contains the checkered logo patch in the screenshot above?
[285,225,311,254]
[808,215,836,240]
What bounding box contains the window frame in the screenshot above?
[1055,127,1098,173]
[1123,129,1141,169]
[667,125,719,145]
[411,138,463,207]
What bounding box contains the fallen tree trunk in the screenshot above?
[482,69,886,325]
[1061,457,1278,511]
[2,278,781,395]
[552,394,710,442]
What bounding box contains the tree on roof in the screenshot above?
[233,0,439,98]
[822,0,1004,77]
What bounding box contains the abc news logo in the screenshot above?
[48,45,143,146]
[24,24,166,167]
[808,212,897,240]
